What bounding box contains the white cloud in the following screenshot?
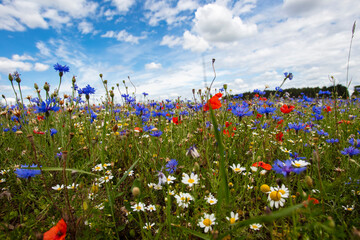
[160,35,182,48]
[111,0,136,12]
[34,63,50,71]
[36,41,52,57]
[12,54,35,61]
[193,3,257,43]
[78,21,94,34]
[0,57,32,73]
[0,0,98,31]
[182,31,210,52]
[144,0,198,26]
[145,62,162,70]
[283,0,326,16]
[101,30,146,44]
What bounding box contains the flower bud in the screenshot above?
[8,73,13,81]
[305,175,313,188]
[34,83,39,90]
[99,73,103,78]
[132,187,140,197]
[44,82,50,92]
[72,76,76,84]
[223,84,228,90]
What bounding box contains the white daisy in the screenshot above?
[131,202,145,212]
[154,184,163,190]
[174,192,193,208]
[267,186,286,208]
[148,183,156,189]
[143,222,155,230]
[146,204,156,212]
[52,184,64,191]
[230,164,246,173]
[67,183,79,190]
[181,173,199,187]
[166,175,176,184]
[226,211,239,225]
[274,184,289,198]
[92,164,103,172]
[250,223,262,230]
[292,160,311,168]
[342,205,355,211]
[198,213,216,233]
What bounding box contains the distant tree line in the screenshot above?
[231,84,350,99]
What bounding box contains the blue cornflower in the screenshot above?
[272,159,306,177]
[165,159,178,174]
[53,63,70,73]
[78,85,95,95]
[326,138,339,144]
[348,138,360,148]
[316,129,329,137]
[275,86,283,92]
[284,72,293,80]
[34,98,60,114]
[257,107,276,115]
[50,128,57,137]
[341,146,360,157]
[289,152,306,160]
[142,92,148,96]
[14,164,41,179]
[288,122,306,132]
[150,130,162,137]
[231,105,253,118]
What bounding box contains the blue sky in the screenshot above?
[0,0,359,103]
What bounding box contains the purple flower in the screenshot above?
[272,159,306,177]
[341,146,360,157]
[53,63,69,73]
[150,130,162,137]
[14,164,41,179]
[165,159,178,174]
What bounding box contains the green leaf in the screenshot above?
[24,167,100,177]
[172,224,211,240]
[219,203,305,239]
[114,159,139,189]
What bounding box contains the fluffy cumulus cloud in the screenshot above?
[182,31,209,52]
[34,63,50,71]
[145,62,162,70]
[111,0,136,12]
[144,0,198,26]
[193,3,257,43]
[160,35,183,48]
[101,30,146,44]
[78,21,95,34]
[0,57,32,73]
[0,0,98,31]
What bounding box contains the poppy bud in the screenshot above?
[223,84,227,90]
[132,187,140,197]
[99,73,103,78]
[305,175,313,188]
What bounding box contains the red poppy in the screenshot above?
[252,161,272,170]
[37,115,44,121]
[256,113,263,119]
[276,132,283,142]
[325,106,332,112]
[225,121,232,128]
[33,130,45,135]
[172,117,181,125]
[203,94,222,111]
[303,195,319,207]
[43,219,67,240]
[280,104,295,114]
[134,127,143,133]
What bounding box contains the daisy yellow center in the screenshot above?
[147,225,152,229]
[234,168,240,171]
[57,188,61,190]
[252,225,258,229]
[105,176,109,180]
[188,179,195,184]
[203,218,212,227]
[167,178,171,181]
[260,184,270,193]
[295,163,301,167]
[347,208,353,211]
[181,197,185,201]
[270,191,282,201]
[136,206,142,210]
[230,217,236,224]
[210,200,214,203]
[278,189,286,195]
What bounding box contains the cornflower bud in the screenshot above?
[34,83,39,90]
[8,73,13,81]
[44,82,50,92]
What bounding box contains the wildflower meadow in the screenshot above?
[1,62,360,240]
